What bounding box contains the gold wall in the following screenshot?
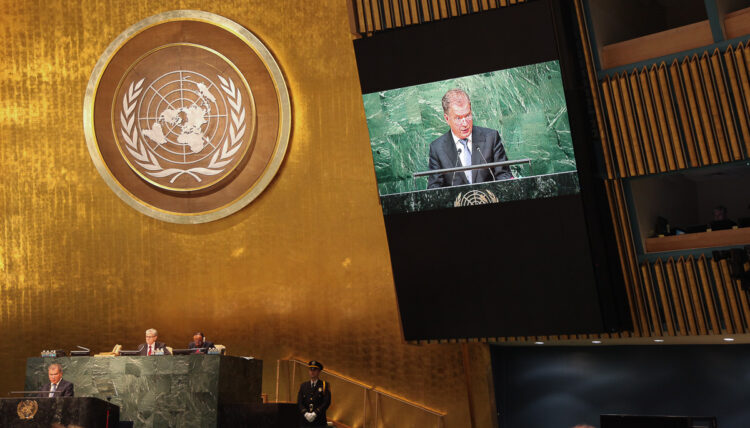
[0,1,495,426]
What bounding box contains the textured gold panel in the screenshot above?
[0,1,490,426]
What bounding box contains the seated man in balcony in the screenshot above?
[297,360,331,427]
[427,88,513,188]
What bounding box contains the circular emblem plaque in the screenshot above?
[84,11,291,223]
[453,190,499,207]
[17,400,38,420]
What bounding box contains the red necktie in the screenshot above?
[148,346,152,356]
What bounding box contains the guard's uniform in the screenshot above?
[297,361,331,427]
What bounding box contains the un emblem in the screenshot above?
[117,54,254,191]
[454,190,499,207]
[16,400,38,420]
[84,11,290,223]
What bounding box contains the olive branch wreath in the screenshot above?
[119,75,246,183]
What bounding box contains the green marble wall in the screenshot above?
[363,60,577,195]
[26,355,262,428]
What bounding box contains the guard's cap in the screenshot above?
[307,360,323,370]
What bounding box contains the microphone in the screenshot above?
[451,147,463,186]
[474,144,496,181]
[77,345,90,352]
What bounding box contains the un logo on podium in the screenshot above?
[16,400,38,420]
[85,11,290,223]
[454,190,499,207]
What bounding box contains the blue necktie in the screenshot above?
[459,139,472,183]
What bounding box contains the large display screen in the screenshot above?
[354,0,630,340]
[363,60,579,214]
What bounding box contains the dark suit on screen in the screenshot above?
[427,125,513,189]
[297,379,331,426]
[38,379,74,397]
[138,341,171,355]
[188,341,214,354]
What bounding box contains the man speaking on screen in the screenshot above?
[427,88,513,188]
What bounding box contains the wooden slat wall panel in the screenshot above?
[597,41,750,178]
[601,80,628,176]
[613,76,638,176]
[709,50,743,160]
[630,72,657,173]
[649,66,677,171]
[697,256,722,334]
[657,65,687,169]
[639,70,668,172]
[351,0,525,34]
[605,184,645,335]
[653,261,676,335]
[675,257,699,335]
[681,58,712,165]
[611,182,647,336]
[709,258,734,333]
[641,263,663,335]
[684,257,709,335]
[725,260,750,331]
[665,259,687,335]
[700,53,734,163]
[670,60,700,167]
[737,44,750,155]
[620,75,646,175]
[724,45,750,157]
[715,259,744,333]
[689,56,721,165]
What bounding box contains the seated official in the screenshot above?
[297,360,331,427]
[38,363,74,397]
[187,332,214,354]
[138,328,171,355]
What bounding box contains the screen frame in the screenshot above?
[354,0,630,339]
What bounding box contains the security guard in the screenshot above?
[297,360,331,427]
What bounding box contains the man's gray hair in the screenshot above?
[47,363,62,372]
[442,88,471,114]
[146,328,158,336]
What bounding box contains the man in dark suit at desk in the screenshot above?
[187,331,214,354]
[427,88,513,188]
[38,363,74,397]
[138,328,171,355]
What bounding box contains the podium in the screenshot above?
[0,397,118,427]
[381,170,580,215]
[26,355,262,427]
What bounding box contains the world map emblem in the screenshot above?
[454,190,499,207]
[84,11,290,223]
[115,48,255,191]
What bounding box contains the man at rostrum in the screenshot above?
[138,328,171,355]
[297,360,331,427]
[38,363,74,397]
[187,331,214,354]
[427,88,513,188]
